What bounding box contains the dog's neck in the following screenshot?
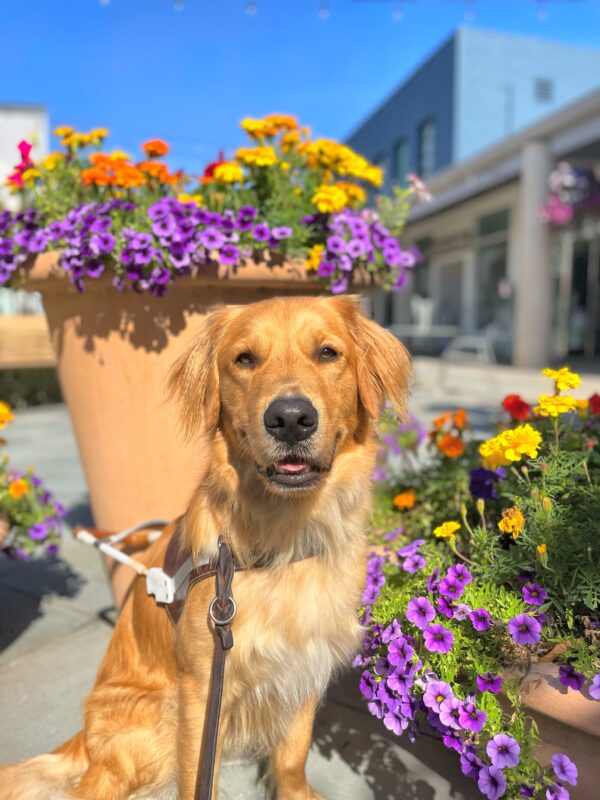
[181,431,375,568]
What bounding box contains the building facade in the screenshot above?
[347,28,600,192]
[385,88,600,368]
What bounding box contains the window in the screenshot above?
[418,120,436,179]
[394,138,409,186]
[478,209,509,237]
[535,78,554,102]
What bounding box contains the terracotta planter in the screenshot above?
[26,252,346,535]
[520,662,600,799]
[0,512,9,548]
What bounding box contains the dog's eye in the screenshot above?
[318,346,339,362]
[235,351,256,367]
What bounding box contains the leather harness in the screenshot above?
[160,524,316,800]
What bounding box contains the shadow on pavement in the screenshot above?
[0,555,85,653]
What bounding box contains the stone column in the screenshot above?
[513,140,553,367]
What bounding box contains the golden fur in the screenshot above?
[0,295,410,800]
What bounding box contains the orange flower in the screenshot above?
[393,489,417,510]
[142,138,169,158]
[453,409,468,430]
[8,479,29,499]
[437,433,465,459]
[433,411,452,430]
[137,160,170,182]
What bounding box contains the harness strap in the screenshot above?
[195,541,236,800]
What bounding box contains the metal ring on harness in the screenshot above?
[208,596,237,626]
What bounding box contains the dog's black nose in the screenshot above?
[263,397,319,445]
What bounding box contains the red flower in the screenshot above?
[589,393,600,415]
[200,150,226,185]
[502,394,531,421]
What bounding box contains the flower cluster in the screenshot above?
[0,401,64,559]
[2,115,425,296]
[541,161,600,229]
[429,409,468,459]
[365,365,600,799]
[303,209,421,293]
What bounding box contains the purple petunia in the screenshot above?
[486,734,521,769]
[546,784,570,800]
[28,522,48,541]
[219,243,240,266]
[381,619,402,643]
[477,673,503,694]
[359,670,377,700]
[478,765,507,800]
[437,596,455,618]
[470,608,492,632]
[558,665,585,691]
[460,746,482,780]
[458,701,487,732]
[447,563,472,585]
[252,222,270,242]
[423,623,454,654]
[508,614,542,645]
[439,576,465,600]
[406,596,436,630]
[438,696,462,730]
[519,786,535,798]
[469,467,504,500]
[522,583,548,606]
[271,225,292,240]
[402,554,427,574]
[423,680,453,713]
[551,753,578,786]
[326,235,346,254]
[589,674,600,700]
[387,635,414,668]
[396,538,425,558]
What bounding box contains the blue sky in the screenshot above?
[2,0,600,174]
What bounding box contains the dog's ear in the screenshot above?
[354,309,412,421]
[324,294,412,420]
[168,307,234,438]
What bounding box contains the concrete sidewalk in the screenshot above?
[4,357,598,797]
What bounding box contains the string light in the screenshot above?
[392,2,403,21]
[318,2,331,19]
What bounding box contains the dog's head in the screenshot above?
[169,295,410,497]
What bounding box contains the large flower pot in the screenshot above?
[25,253,341,534]
[520,662,600,800]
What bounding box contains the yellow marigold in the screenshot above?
[89,127,109,141]
[542,367,581,392]
[110,150,131,161]
[43,153,64,171]
[0,401,13,429]
[434,521,460,539]
[263,113,298,131]
[498,507,525,538]
[281,130,301,152]
[307,244,324,272]
[240,118,278,139]
[534,394,578,418]
[335,181,366,206]
[213,161,244,183]
[177,193,203,206]
[479,424,542,469]
[54,125,74,137]
[361,165,384,187]
[311,184,347,213]
[21,168,40,186]
[576,399,589,411]
[393,489,417,510]
[536,543,547,555]
[236,146,278,167]
[8,479,29,499]
[279,161,291,172]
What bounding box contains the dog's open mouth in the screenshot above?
[260,457,323,488]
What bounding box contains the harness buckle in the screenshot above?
[209,596,237,626]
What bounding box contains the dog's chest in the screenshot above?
[223,558,363,750]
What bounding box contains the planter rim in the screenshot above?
[514,662,600,738]
[23,251,374,294]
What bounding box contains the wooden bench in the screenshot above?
[0,314,55,369]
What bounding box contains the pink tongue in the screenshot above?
[277,462,308,474]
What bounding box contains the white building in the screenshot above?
[383,87,600,368]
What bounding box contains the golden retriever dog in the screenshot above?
[0,294,410,800]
